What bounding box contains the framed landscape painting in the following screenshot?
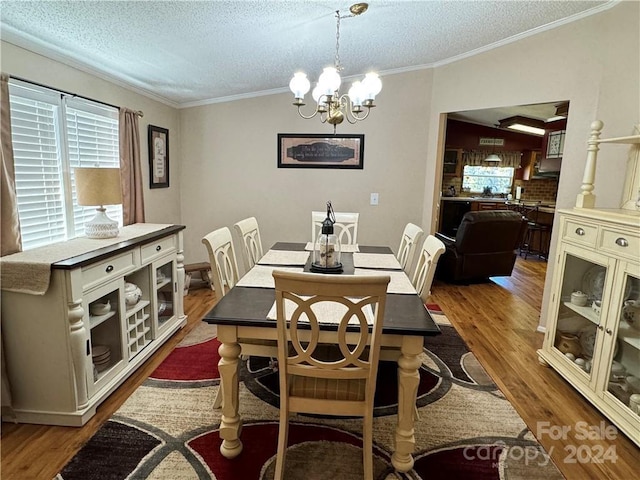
[277,134,364,169]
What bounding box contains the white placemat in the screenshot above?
[266,299,375,325]
[353,252,402,270]
[304,242,360,253]
[257,250,310,266]
[236,266,304,288]
[354,269,417,295]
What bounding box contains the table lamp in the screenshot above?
[74,167,123,239]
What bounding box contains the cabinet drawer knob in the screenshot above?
[156,245,162,252]
[575,227,585,236]
[606,328,613,335]
[615,237,628,247]
[105,265,114,273]
[597,325,604,331]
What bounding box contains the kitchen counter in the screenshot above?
[441,197,556,211]
[505,200,556,214]
[441,196,508,202]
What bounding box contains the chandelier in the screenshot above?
[288,3,382,132]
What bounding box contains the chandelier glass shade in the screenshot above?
[289,3,381,132]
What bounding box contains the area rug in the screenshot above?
[55,305,563,480]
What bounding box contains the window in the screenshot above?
[462,165,514,195]
[9,80,122,250]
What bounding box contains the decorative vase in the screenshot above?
[555,332,582,357]
[124,282,142,306]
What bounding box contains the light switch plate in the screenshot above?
[370,193,379,205]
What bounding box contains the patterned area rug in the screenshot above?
[56,305,563,479]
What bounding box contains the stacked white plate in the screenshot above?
[92,345,111,372]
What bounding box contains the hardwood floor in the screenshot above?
[430,257,639,480]
[2,259,638,479]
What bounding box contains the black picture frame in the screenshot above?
[277,133,364,169]
[148,125,169,188]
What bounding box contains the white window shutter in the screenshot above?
[9,81,122,250]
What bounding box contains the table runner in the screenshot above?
[304,242,360,253]
[352,252,402,270]
[257,250,310,266]
[0,223,173,295]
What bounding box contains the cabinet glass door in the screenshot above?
[155,259,176,333]
[85,282,125,395]
[551,249,611,383]
[604,265,640,416]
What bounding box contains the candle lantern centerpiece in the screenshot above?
[311,201,343,273]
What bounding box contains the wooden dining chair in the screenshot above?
[272,270,389,480]
[233,216,264,271]
[202,227,241,297]
[203,227,279,409]
[202,227,247,409]
[396,222,424,273]
[311,211,359,245]
[412,234,446,302]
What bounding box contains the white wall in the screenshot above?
[423,1,639,328]
[0,42,183,225]
[179,70,433,273]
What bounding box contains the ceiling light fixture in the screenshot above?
[289,3,382,133]
[498,115,546,136]
[482,138,503,162]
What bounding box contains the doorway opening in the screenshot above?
[435,101,570,263]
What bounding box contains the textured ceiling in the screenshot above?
[0,1,612,107]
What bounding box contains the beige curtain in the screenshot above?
[1,73,19,419]
[1,74,21,256]
[119,108,145,225]
[463,150,522,168]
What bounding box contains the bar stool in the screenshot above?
[519,203,550,260]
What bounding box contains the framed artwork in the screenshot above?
[277,133,364,169]
[148,125,169,188]
[546,130,565,159]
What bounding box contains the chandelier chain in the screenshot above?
[334,10,356,72]
[334,11,341,71]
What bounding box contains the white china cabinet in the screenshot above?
[538,121,640,446]
[1,224,187,426]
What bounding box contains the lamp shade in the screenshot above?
[75,167,123,206]
[289,72,310,99]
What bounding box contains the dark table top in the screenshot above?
[203,242,440,337]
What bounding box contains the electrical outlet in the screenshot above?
[370,193,379,205]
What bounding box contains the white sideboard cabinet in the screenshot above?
[538,121,640,446]
[1,224,187,426]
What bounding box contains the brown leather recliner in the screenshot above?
[435,210,527,283]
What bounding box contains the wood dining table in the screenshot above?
[202,242,441,473]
